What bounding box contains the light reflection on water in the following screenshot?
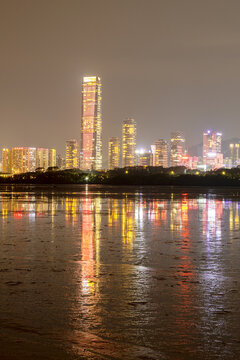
[1,186,240,359]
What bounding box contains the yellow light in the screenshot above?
[170,171,174,175]
[83,76,97,83]
[125,170,128,174]
[222,171,226,175]
[196,171,199,175]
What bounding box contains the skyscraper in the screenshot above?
[203,130,223,169]
[80,76,102,170]
[122,118,136,167]
[154,139,168,167]
[108,137,120,169]
[66,140,79,169]
[170,132,185,167]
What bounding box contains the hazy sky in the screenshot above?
[1,0,240,166]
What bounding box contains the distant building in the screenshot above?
[203,130,223,169]
[36,148,49,170]
[66,140,79,169]
[229,143,240,167]
[154,139,168,167]
[122,118,137,167]
[56,154,65,169]
[137,151,151,167]
[108,137,120,169]
[48,149,56,168]
[2,148,12,173]
[170,132,185,167]
[11,147,36,174]
[180,155,199,169]
[80,76,102,170]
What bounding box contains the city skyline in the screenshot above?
[2,1,240,162]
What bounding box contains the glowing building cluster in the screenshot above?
[1,147,56,174]
[1,74,236,174]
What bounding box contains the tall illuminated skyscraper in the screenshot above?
[203,130,223,169]
[154,139,168,167]
[122,118,136,167]
[108,137,120,169]
[66,140,79,169]
[2,148,12,173]
[170,132,185,166]
[11,147,36,174]
[80,76,102,170]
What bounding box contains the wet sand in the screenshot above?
[1,185,240,359]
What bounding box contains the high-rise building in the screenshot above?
[66,140,79,169]
[170,132,185,167]
[48,149,56,168]
[36,148,49,170]
[203,130,223,169]
[108,137,120,169]
[80,76,102,170]
[2,148,12,173]
[154,139,168,167]
[11,147,36,174]
[122,118,137,167]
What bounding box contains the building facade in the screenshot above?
[108,137,120,170]
[137,151,151,167]
[170,132,185,167]
[66,140,79,169]
[80,76,102,170]
[154,139,168,167]
[48,148,57,168]
[36,148,49,170]
[122,118,137,167]
[2,148,12,173]
[203,130,223,169]
[11,147,36,174]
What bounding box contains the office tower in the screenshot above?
[36,148,49,170]
[170,132,185,167]
[66,140,79,169]
[122,118,137,167]
[48,149,56,168]
[11,147,36,174]
[154,139,168,167]
[80,76,102,170]
[2,148,12,173]
[203,130,223,169]
[108,137,120,170]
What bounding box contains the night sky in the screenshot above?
[1,0,240,166]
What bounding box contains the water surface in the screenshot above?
[1,185,240,360]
